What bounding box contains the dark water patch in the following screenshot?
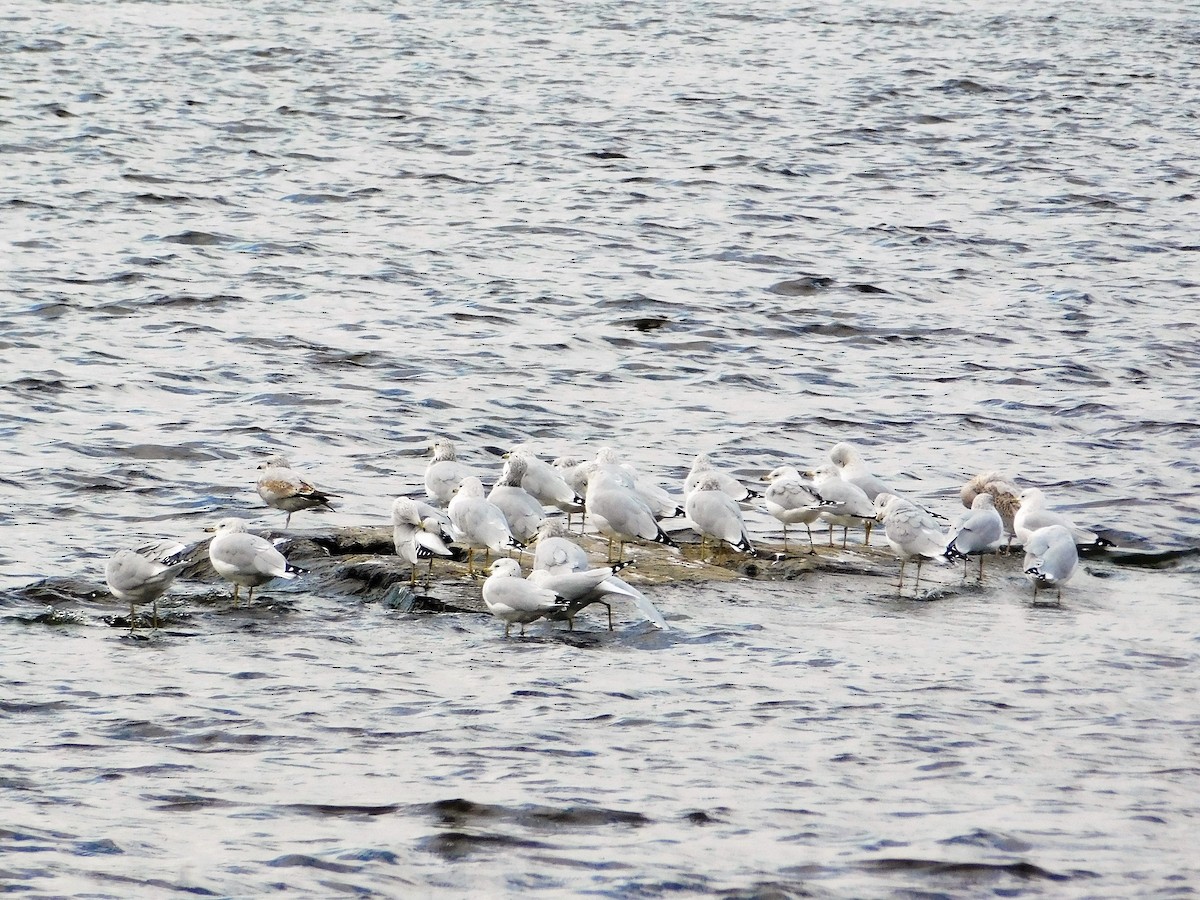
[863,857,1094,884]
[91,871,220,896]
[283,803,403,819]
[417,831,556,860]
[266,853,362,873]
[421,798,650,831]
[159,230,240,246]
[767,276,836,296]
[149,793,243,812]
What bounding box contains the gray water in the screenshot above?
[2,0,1199,896]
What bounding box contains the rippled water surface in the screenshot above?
[2,0,1199,896]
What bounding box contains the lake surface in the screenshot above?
[2,0,1198,896]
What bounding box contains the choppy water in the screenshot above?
[2,0,1199,896]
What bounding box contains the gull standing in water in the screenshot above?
[206,517,300,605]
[425,437,479,507]
[945,493,1004,580]
[1023,524,1079,603]
[685,473,757,560]
[761,466,826,553]
[874,494,947,595]
[256,455,338,528]
[481,558,566,637]
[533,519,669,630]
[448,476,523,575]
[105,547,189,629]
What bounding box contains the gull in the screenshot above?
[590,447,682,519]
[527,560,632,631]
[448,476,523,575]
[533,519,669,630]
[761,465,826,552]
[425,437,479,507]
[583,463,676,561]
[206,517,300,605]
[685,473,756,560]
[684,453,760,502]
[874,494,948,594]
[105,547,189,629]
[481,558,566,637]
[1023,524,1079,603]
[828,441,896,502]
[804,464,876,548]
[945,493,1005,580]
[507,445,583,517]
[256,455,338,528]
[1013,488,1109,547]
[487,456,548,544]
[552,456,591,500]
[392,497,457,584]
[961,471,1022,552]
[552,455,591,528]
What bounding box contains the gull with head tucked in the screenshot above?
[392,496,457,584]
[685,473,756,560]
[533,519,668,630]
[481,557,566,637]
[105,547,189,629]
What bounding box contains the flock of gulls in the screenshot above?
[103,440,1109,636]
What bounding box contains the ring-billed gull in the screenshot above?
[392,497,457,584]
[805,464,876,548]
[527,559,632,631]
[760,466,826,552]
[945,493,1004,580]
[507,445,583,516]
[684,453,760,502]
[828,441,895,502]
[583,463,677,561]
[105,548,189,629]
[481,557,566,637]
[685,473,756,560]
[533,519,668,630]
[425,438,479,507]
[206,517,300,605]
[874,494,948,594]
[487,456,548,544]
[961,471,1021,551]
[1013,487,1109,547]
[256,455,338,528]
[1023,524,1079,603]
[591,447,682,519]
[448,476,523,575]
